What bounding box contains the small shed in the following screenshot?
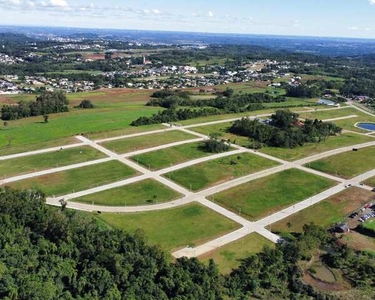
[334,223,350,233]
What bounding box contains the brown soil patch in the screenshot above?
[339,231,375,252]
[303,273,349,292]
[83,53,105,60]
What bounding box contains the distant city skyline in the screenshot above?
[0,0,374,39]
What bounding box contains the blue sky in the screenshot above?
[0,0,375,38]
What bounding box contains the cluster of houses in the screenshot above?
[0,53,24,65]
[0,75,95,94]
[0,78,19,94]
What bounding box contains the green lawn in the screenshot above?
[189,122,249,147]
[0,106,160,153]
[209,169,335,221]
[0,136,78,157]
[7,161,137,196]
[73,179,181,206]
[131,142,224,170]
[272,187,375,233]
[95,203,241,251]
[306,146,375,179]
[364,176,375,187]
[101,130,196,154]
[166,153,279,191]
[299,107,375,133]
[200,233,274,274]
[260,133,375,161]
[298,107,357,120]
[0,146,105,178]
[363,219,375,231]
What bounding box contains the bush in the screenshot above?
[75,99,95,109]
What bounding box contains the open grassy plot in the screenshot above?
[7,161,137,196]
[0,146,105,178]
[101,130,196,154]
[199,233,274,274]
[131,142,224,171]
[340,231,375,254]
[306,146,375,179]
[299,107,375,132]
[189,122,249,147]
[73,179,181,206]
[166,153,279,191]
[363,219,375,231]
[0,136,78,157]
[272,187,374,233]
[0,106,161,152]
[94,203,241,251]
[260,132,375,161]
[364,174,375,187]
[0,89,162,154]
[209,169,335,221]
[298,107,356,120]
[178,109,276,126]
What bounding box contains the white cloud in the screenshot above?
[370,0,375,5]
[208,11,214,17]
[152,9,160,14]
[9,0,20,5]
[49,0,69,8]
[347,26,359,30]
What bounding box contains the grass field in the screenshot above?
[73,179,181,206]
[101,130,196,154]
[189,122,249,147]
[299,107,375,133]
[363,219,375,231]
[364,175,375,187]
[0,89,163,155]
[199,233,274,274]
[131,142,224,170]
[165,153,279,191]
[306,146,375,179]
[272,187,375,233]
[0,146,105,178]
[0,136,79,157]
[94,203,241,251]
[7,161,137,196]
[260,132,375,161]
[0,106,161,153]
[209,169,335,221]
[298,107,356,120]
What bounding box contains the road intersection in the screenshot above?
[1,104,375,259]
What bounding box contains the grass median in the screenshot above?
[72,179,181,206]
[7,160,137,196]
[0,146,106,178]
[101,130,196,154]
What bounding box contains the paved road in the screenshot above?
[4,104,375,259]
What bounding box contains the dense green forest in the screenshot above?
[0,187,374,299]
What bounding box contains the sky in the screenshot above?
[0,0,375,38]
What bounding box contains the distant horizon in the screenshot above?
[1,23,375,42]
[0,1,374,39]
